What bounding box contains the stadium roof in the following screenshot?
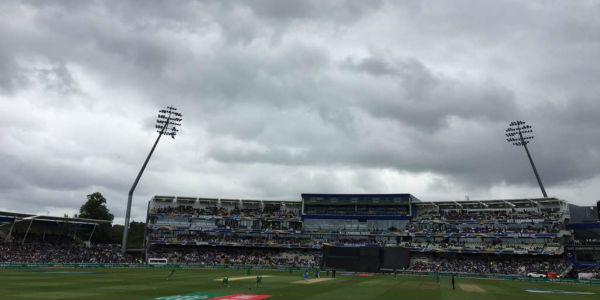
[413,197,566,208]
[568,203,598,223]
[0,211,111,226]
[150,195,569,208]
[301,193,414,198]
[301,193,420,202]
[151,195,301,204]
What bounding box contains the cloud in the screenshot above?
[1,0,600,223]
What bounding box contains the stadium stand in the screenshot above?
[409,253,568,275]
[147,246,320,266]
[0,244,134,263]
[3,194,596,279]
[0,211,137,264]
[143,195,575,275]
[564,205,600,278]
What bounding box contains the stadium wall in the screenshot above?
[322,246,410,272]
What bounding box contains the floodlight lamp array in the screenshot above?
[505,120,534,146]
[155,106,183,138]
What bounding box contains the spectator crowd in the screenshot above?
[155,233,320,247]
[404,222,561,235]
[414,209,563,223]
[148,246,320,267]
[0,243,136,264]
[151,205,299,219]
[409,253,569,276]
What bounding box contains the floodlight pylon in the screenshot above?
[505,120,547,198]
[121,106,182,253]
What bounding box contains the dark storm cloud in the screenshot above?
[0,50,27,94]
[341,55,519,130]
[247,0,383,22]
[1,0,600,220]
[2,154,129,192]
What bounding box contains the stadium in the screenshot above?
[1,193,599,299]
[3,2,600,300]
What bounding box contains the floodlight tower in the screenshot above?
[505,120,547,198]
[121,106,182,253]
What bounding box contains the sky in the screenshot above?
[1,0,600,224]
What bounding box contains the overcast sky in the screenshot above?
[1,0,600,223]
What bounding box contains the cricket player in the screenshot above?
[223,276,229,287]
[256,275,262,287]
[166,267,176,280]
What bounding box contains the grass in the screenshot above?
[1,268,599,300]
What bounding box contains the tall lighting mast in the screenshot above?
[505,120,547,198]
[121,106,182,253]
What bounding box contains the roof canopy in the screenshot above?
[0,211,111,226]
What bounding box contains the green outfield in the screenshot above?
[1,268,599,300]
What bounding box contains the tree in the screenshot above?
[110,224,124,245]
[111,221,145,247]
[79,192,114,221]
[79,192,114,243]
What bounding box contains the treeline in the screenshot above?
[78,192,145,247]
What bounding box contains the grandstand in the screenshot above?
[0,211,109,245]
[146,196,318,266]
[301,193,415,232]
[1,194,595,279]
[143,194,579,277]
[408,198,569,256]
[565,202,600,278]
[0,211,134,264]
